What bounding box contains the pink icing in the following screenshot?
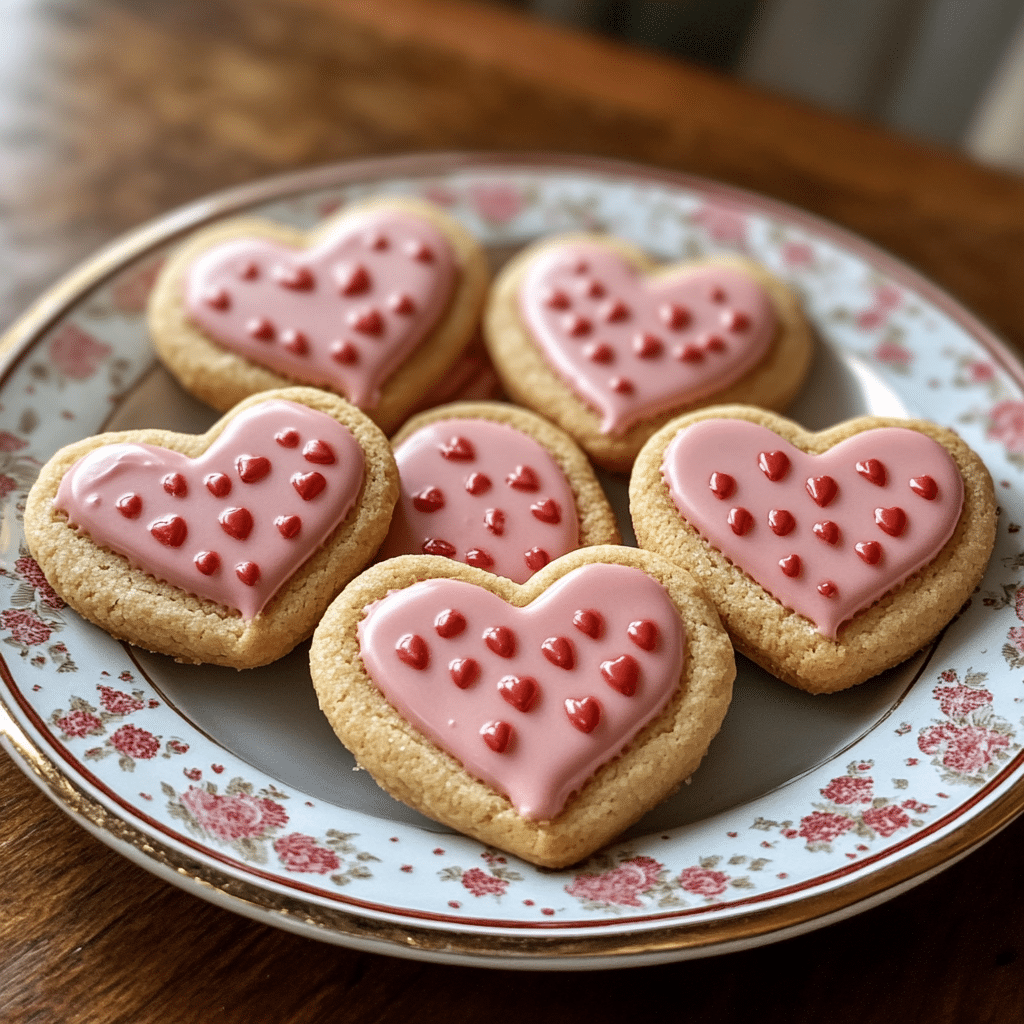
[357,562,686,820]
[54,400,365,619]
[184,210,457,409]
[518,243,776,434]
[378,418,580,583]
[661,420,964,638]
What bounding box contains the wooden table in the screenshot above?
[4,1,1024,1020]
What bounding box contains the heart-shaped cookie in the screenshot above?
[149,198,489,434]
[310,546,734,867]
[378,401,620,582]
[630,406,997,693]
[485,235,813,471]
[25,387,399,668]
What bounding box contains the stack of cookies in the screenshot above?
[23,196,996,867]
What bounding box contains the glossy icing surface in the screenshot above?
[518,243,775,434]
[357,562,686,820]
[378,418,580,583]
[55,400,365,618]
[662,420,964,637]
[185,210,457,408]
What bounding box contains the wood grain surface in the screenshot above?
[3,1,1024,1021]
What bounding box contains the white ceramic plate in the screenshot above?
[3,153,1024,970]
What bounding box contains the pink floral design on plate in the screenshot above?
[48,322,112,380]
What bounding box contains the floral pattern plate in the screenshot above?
[2,153,1024,970]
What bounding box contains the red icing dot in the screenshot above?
[675,344,704,363]
[704,335,727,353]
[160,473,187,497]
[465,548,495,569]
[910,475,938,500]
[239,261,259,280]
[543,288,571,310]
[530,498,561,524]
[281,329,308,356]
[465,473,491,496]
[422,538,456,558]
[331,340,359,364]
[303,439,335,464]
[236,455,271,484]
[194,551,220,575]
[602,299,629,322]
[481,720,513,753]
[585,342,614,364]
[498,675,538,712]
[236,561,260,586]
[407,240,434,262]
[627,619,659,651]
[204,287,230,310]
[389,292,416,315]
[275,429,300,449]
[660,302,691,330]
[396,633,430,670]
[573,609,604,639]
[813,520,840,545]
[348,308,383,335]
[541,636,575,670]
[565,314,592,338]
[565,696,600,734]
[728,507,754,536]
[806,475,838,507]
[484,625,516,658]
[292,471,326,501]
[247,317,275,341]
[276,514,301,538]
[366,233,389,251]
[585,280,606,298]
[818,580,838,598]
[610,377,634,394]
[204,473,232,498]
[709,472,736,500]
[439,436,475,461]
[601,655,639,696]
[116,493,142,519]
[150,515,187,548]
[412,487,445,513]
[524,547,549,571]
[711,286,726,302]
[856,459,887,487]
[336,262,370,296]
[758,451,790,481]
[507,465,539,491]
[434,609,466,639]
[273,265,315,290]
[484,508,505,535]
[723,309,750,331]
[632,333,663,359]
[875,506,908,537]
[779,554,802,578]
[449,658,479,689]
[856,540,882,565]
[219,507,253,540]
[768,509,795,536]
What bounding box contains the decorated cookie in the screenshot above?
[24,387,399,669]
[484,234,813,471]
[377,401,620,582]
[310,545,735,868]
[629,405,997,693]
[148,197,489,434]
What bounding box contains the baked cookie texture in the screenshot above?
[148,196,490,435]
[484,233,813,472]
[379,400,621,580]
[629,405,997,694]
[310,545,735,868]
[24,387,399,669]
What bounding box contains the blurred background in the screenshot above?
[498,0,1024,172]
